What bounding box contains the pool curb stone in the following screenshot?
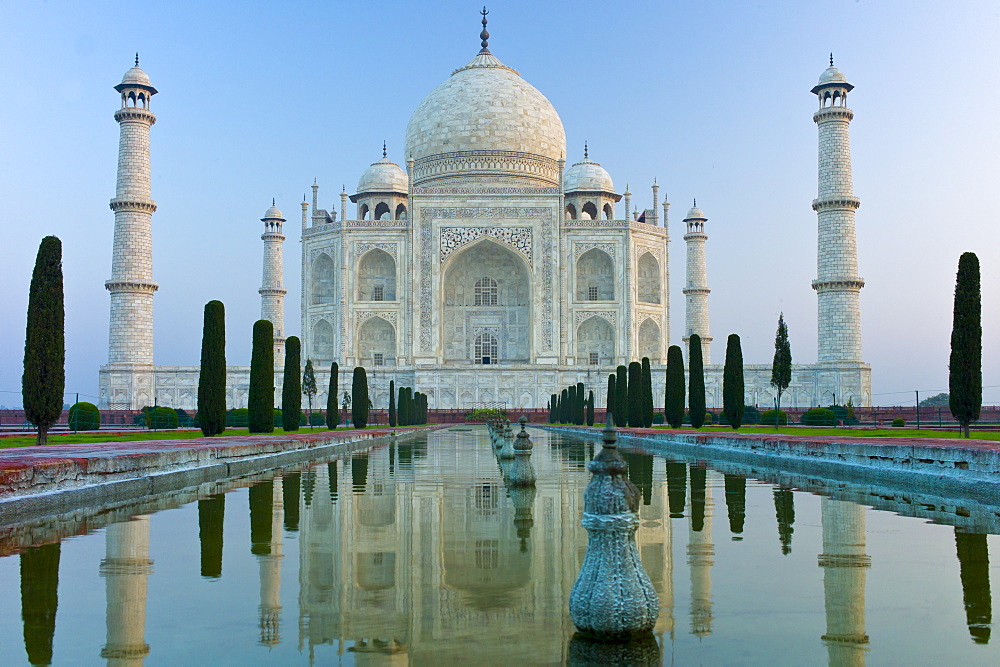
[0,426,444,523]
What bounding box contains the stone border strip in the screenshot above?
[537,425,1000,504]
[0,427,444,524]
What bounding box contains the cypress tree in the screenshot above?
[689,335,706,429]
[403,386,412,425]
[607,374,616,422]
[282,336,302,431]
[568,384,577,425]
[576,382,585,425]
[723,333,745,429]
[665,345,685,429]
[627,361,643,427]
[352,367,369,428]
[388,379,396,426]
[197,300,226,437]
[561,388,569,424]
[248,319,274,433]
[586,390,595,426]
[550,393,557,423]
[770,314,792,430]
[326,362,339,429]
[302,359,317,428]
[22,236,64,447]
[419,392,428,424]
[641,357,653,428]
[615,365,628,428]
[950,252,982,438]
[399,386,407,426]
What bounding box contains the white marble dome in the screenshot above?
[263,204,284,220]
[564,156,614,193]
[357,156,408,194]
[120,66,152,87]
[818,65,847,85]
[684,204,706,220]
[404,50,566,185]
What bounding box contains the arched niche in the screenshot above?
[312,319,334,362]
[577,316,615,365]
[355,552,396,591]
[576,248,614,301]
[395,203,407,220]
[565,203,577,220]
[311,253,336,305]
[441,240,531,363]
[603,203,614,220]
[582,201,598,220]
[357,249,396,301]
[374,202,391,221]
[638,318,661,362]
[357,316,396,366]
[637,252,661,304]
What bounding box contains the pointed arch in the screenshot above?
[638,318,661,363]
[395,203,407,220]
[311,252,336,304]
[603,203,614,220]
[312,319,335,361]
[576,248,614,301]
[357,316,396,367]
[576,315,615,365]
[637,252,661,304]
[357,249,396,301]
[582,201,598,220]
[374,201,391,221]
[565,203,577,220]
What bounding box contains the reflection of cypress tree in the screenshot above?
[20,543,59,666]
[302,469,315,507]
[622,452,654,505]
[249,480,273,556]
[666,460,687,518]
[328,461,338,499]
[690,465,707,532]
[389,443,395,477]
[773,488,795,555]
[352,454,369,490]
[723,474,746,535]
[398,444,413,468]
[282,473,300,532]
[198,493,225,578]
[955,530,992,644]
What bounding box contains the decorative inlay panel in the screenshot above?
[354,242,398,260]
[574,242,617,260]
[575,310,617,327]
[635,245,663,264]
[440,227,532,265]
[355,311,398,328]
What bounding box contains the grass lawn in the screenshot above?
[0,426,355,449]
[649,425,1000,441]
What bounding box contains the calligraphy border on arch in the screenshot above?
[354,242,398,260]
[355,311,398,328]
[575,310,618,328]
[573,242,617,261]
[439,227,532,266]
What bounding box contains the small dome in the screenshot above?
[684,205,706,221]
[262,204,284,220]
[357,156,408,194]
[564,156,614,193]
[818,65,847,86]
[121,66,152,87]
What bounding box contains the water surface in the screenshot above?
[1,426,998,664]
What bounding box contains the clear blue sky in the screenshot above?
[3,0,999,408]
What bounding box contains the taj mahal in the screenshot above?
[98,15,871,412]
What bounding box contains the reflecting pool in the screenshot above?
[2,426,999,664]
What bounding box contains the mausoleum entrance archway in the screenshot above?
[441,239,531,364]
[357,316,396,367]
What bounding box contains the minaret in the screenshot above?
[105,56,158,402]
[623,185,631,222]
[259,477,284,646]
[818,497,870,664]
[300,195,308,231]
[812,56,864,364]
[260,201,287,368]
[100,516,153,666]
[682,202,712,363]
[651,180,660,226]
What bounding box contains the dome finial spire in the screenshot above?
[272,197,275,206]
[480,6,490,51]
[830,52,834,67]
[584,141,588,159]
[382,140,387,158]
[693,198,697,207]
[135,52,139,67]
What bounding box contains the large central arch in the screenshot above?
[441,239,531,363]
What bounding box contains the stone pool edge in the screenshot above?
[0,426,445,523]
[536,425,1000,503]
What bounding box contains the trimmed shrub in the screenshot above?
[327,362,339,429]
[801,408,836,426]
[226,408,249,427]
[615,366,628,428]
[248,319,275,433]
[743,405,761,425]
[827,404,848,424]
[892,418,906,427]
[628,361,643,427]
[389,380,397,427]
[68,401,100,430]
[282,337,302,432]
[272,408,283,428]
[723,334,745,429]
[586,390,595,426]
[309,412,325,426]
[688,335,706,429]
[145,406,179,429]
[652,413,664,425]
[352,367,369,428]
[641,357,654,428]
[664,346,685,429]
[175,408,194,427]
[760,408,789,425]
[23,236,65,446]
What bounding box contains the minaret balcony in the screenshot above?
[105,278,158,293]
[812,278,865,291]
[113,107,156,124]
[812,196,860,212]
[813,107,854,123]
[110,197,157,213]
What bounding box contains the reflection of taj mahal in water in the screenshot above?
[99,15,871,410]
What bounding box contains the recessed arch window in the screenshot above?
[474,277,498,306]
[475,333,498,364]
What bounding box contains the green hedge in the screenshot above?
[719,405,759,426]
[760,408,789,425]
[68,401,100,430]
[801,408,836,426]
[136,406,179,429]
[892,418,906,427]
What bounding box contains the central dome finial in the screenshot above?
[480,6,490,51]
